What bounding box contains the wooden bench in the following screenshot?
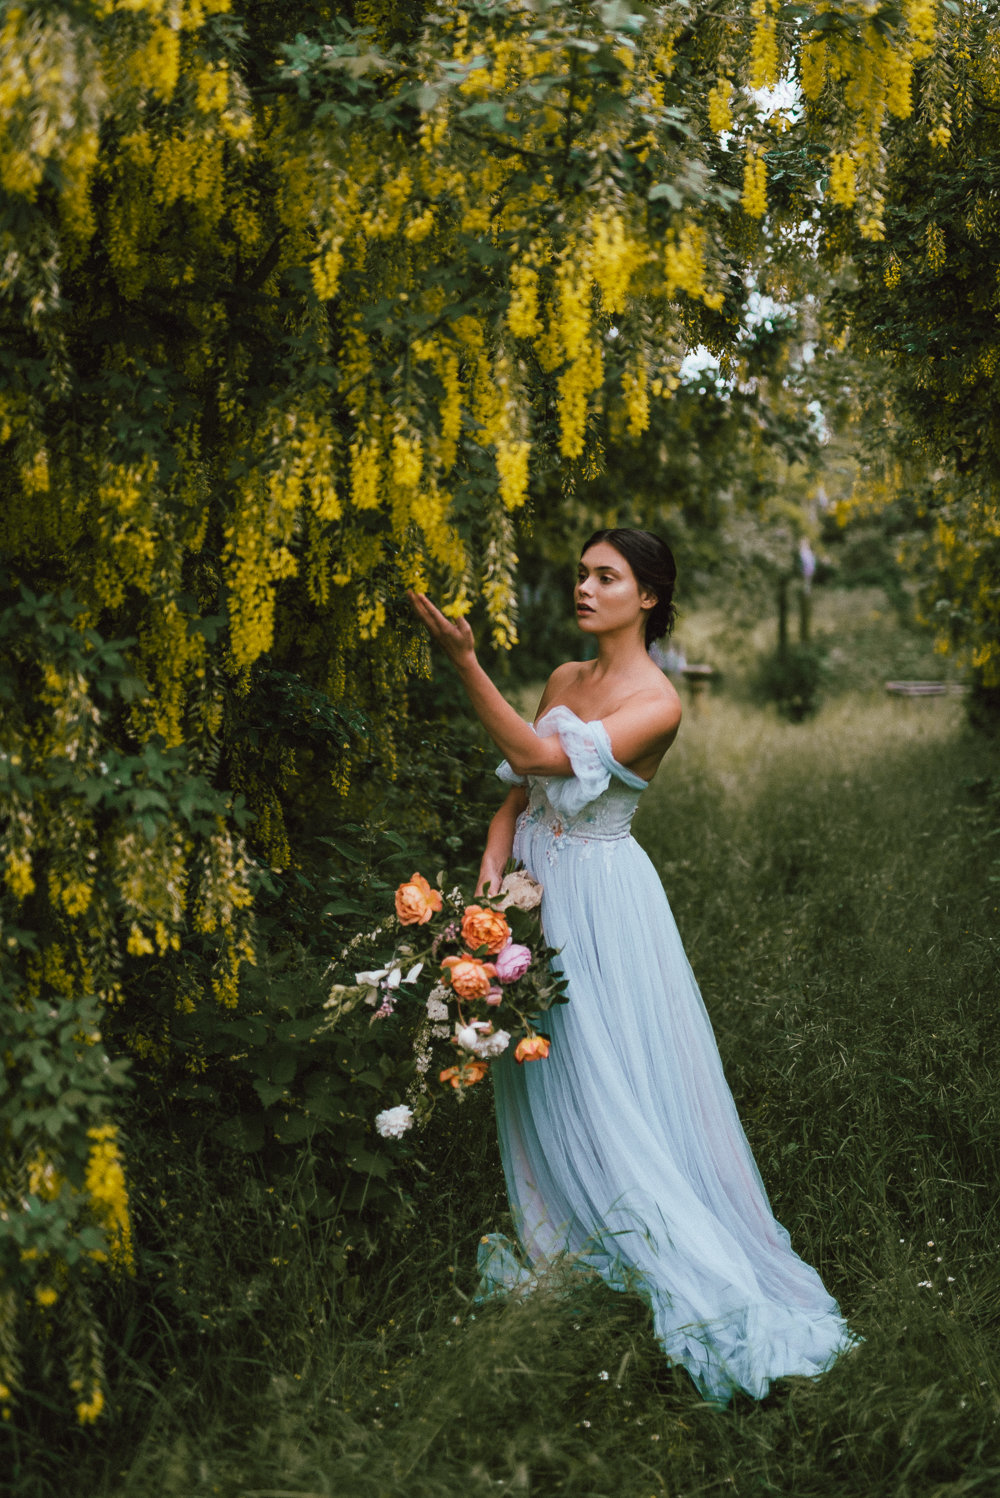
[884,680,966,697]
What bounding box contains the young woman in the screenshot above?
[408,527,854,1405]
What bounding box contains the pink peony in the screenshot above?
[494,941,532,984]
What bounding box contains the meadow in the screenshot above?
[9,597,1000,1498]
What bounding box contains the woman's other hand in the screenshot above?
[407,591,476,668]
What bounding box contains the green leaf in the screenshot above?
[272,1111,311,1144]
[253,1078,289,1107]
[648,182,684,209]
[349,1148,389,1179]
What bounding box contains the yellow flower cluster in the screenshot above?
[590,210,639,316]
[925,221,946,272]
[5,851,35,902]
[267,406,341,523]
[799,37,827,102]
[622,362,650,439]
[496,438,530,512]
[663,221,710,299]
[115,827,187,956]
[75,1387,106,1425]
[828,152,857,210]
[749,0,780,90]
[741,146,768,219]
[707,78,733,135]
[84,1125,133,1269]
[312,233,345,301]
[350,435,382,513]
[508,261,542,339]
[0,10,102,204]
[123,22,181,100]
[28,1152,63,1202]
[224,477,299,666]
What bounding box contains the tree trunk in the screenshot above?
[777,577,789,658]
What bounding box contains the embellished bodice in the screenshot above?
[496,706,648,856]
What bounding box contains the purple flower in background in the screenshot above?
[494,941,532,984]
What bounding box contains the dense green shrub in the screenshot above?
[752,644,827,721]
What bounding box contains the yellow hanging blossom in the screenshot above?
[741,145,768,219]
[749,0,780,90]
[84,1125,133,1269]
[828,152,857,209]
[707,77,733,134]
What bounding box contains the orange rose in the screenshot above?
[439,1060,489,1089]
[441,953,497,1000]
[395,872,443,926]
[514,1033,551,1064]
[460,904,512,955]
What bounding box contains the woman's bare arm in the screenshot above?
[407,591,680,777]
[478,786,528,894]
[407,591,575,776]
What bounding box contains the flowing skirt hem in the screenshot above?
[475,1232,858,1405]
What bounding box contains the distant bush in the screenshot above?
[752,644,826,721]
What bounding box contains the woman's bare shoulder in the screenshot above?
[535,660,590,711]
[624,670,683,731]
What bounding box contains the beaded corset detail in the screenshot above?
[518,778,641,842]
[496,705,648,852]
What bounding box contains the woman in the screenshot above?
[408,527,855,1405]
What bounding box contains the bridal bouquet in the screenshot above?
[329,868,567,1139]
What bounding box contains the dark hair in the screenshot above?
[581,527,677,648]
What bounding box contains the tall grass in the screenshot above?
[7,686,1000,1498]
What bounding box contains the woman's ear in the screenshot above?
[639,588,657,612]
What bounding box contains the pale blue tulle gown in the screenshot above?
[480,706,854,1404]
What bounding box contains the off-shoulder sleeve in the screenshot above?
[495,759,526,787]
[495,706,647,810]
[533,706,610,815]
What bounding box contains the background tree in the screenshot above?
[814,1,1000,722]
[0,0,952,1423]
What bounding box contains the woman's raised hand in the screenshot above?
[407,590,476,668]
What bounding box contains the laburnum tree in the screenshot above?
[0,0,951,1422]
[820,1,1000,713]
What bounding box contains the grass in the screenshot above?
[7,624,1000,1497]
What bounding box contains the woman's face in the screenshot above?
[575,541,655,637]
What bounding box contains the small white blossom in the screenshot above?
[356,960,424,1005]
[473,1028,510,1059]
[426,990,450,1021]
[455,1021,490,1051]
[375,1105,414,1139]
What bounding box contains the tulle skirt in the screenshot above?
[484,816,854,1403]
